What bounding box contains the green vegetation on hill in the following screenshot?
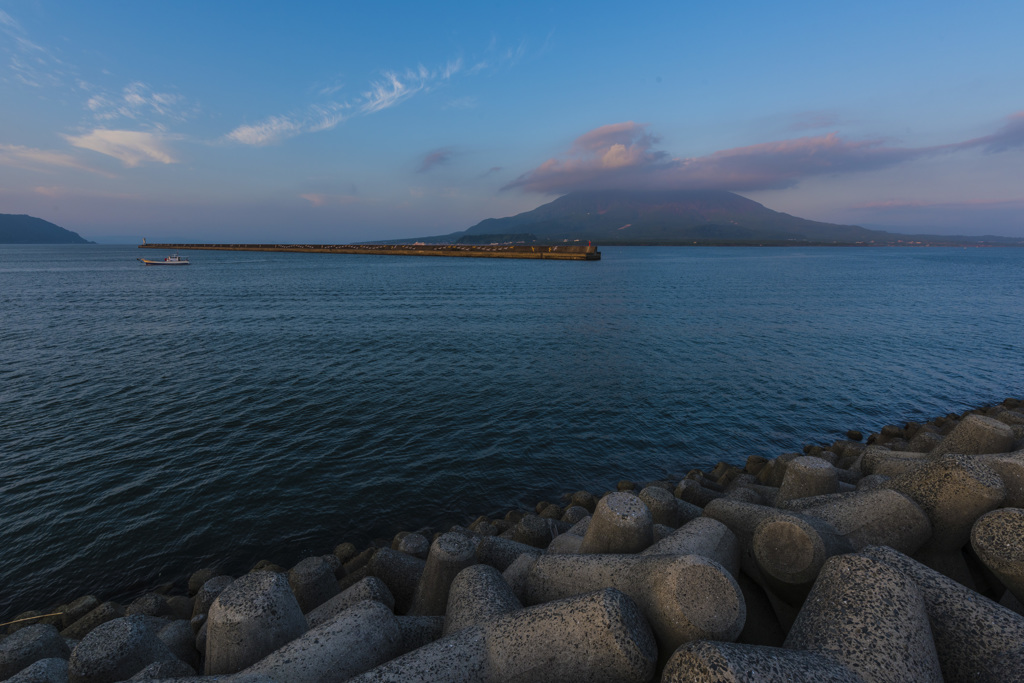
[0,214,92,244]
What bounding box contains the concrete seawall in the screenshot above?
[139,243,601,260]
[4,397,1024,681]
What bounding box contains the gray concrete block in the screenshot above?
[886,454,1005,553]
[0,624,70,680]
[641,516,740,578]
[512,514,564,548]
[3,657,69,683]
[396,615,444,651]
[972,507,1024,603]
[474,536,543,573]
[517,553,745,652]
[560,505,590,525]
[397,533,430,559]
[791,488,932,555]
[288,556,340,614]
[60,601,124,641]
[862,544,1024,682]
[444,564,522,635]
[976,450,1024,507]
[368,547,425,615]
[241,600,403,683]
[68,615,179,683]
[546,531,584,554]
[931,413,1016,456]
[125,594,171,618]
[752,513,855,605]
[675,478,725,507]
[860,449,931,478]
[785,553,942,683]
[346,589,656,683]
[578,492,654,554]
[776,456,839,505]
[127,658,195,679]
[156,619,199,670]
[59,596,99,631]
[409,532,478,616]
[662,641,862,682]
[204,570,307,675]
[306,576,394,629]
[187,568,218,596]
[191,575,234,620]
[639,485,680,527]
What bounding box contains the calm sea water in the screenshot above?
[1,244,1022,617]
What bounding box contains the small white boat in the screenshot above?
[138,253,190,266]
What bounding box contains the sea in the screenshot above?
[1,244,1022,618]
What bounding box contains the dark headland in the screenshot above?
[0,214,93,244]
[3,398,1024,681]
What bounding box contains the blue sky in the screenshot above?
[2,1,1023,242]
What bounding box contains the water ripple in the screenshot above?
[1,245,1022,617]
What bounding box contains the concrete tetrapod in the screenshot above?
[885,453,1005,554]
[240,600,403,683]
[931,413,1016,457]
[751,513,855,605]
[287,556,339,613]
[4,657,69,683]
[204,571,307,675]
[408,532,478,616]
[345,588,656,683]
[368,547,425,615]
[640,516,741,578]
[784,488,932,555]
[578,492,654,554]
[512,552,745,652]
[976,450,1024,507]
[784,553,942,683]
[67,615,180,683]
[971,507,1024,603]
[0,624,70,680]
[861,544,1024,683]
[662,641,863,683]
[305,576,395,628]
[443,564,522,635]
[776,456,840,505]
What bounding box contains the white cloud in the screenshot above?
[0,143,113,176]
[86,82,192,122]
[227,55,467,146]
[64,129,177,167]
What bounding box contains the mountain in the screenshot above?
[402,190,1020,246]
[459,190,884,244]
[0,214,93,244]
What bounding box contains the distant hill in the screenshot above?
[398,190,1022,246]
[0,214,93,244]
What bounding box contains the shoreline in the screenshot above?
[3,397,1024,680]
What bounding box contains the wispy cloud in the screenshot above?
[0,8,70,88]
[418,147,454,173]
[0,143,114,176]
[225,103,351,146]
[225,55,473,146]
[64,129,178,167]
[86,82,194,123]
[505,113,1024,194]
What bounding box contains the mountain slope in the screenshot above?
[0,214,93,244]
[460,190,882,243]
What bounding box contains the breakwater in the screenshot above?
[138,243,601,260]
[4,398,1024,682]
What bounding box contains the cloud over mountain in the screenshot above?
[505,113,1024,195]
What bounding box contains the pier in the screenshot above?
[139,243,600,260]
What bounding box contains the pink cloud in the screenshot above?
[504,112,1024,195]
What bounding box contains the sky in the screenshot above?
[2,0,1023,242]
